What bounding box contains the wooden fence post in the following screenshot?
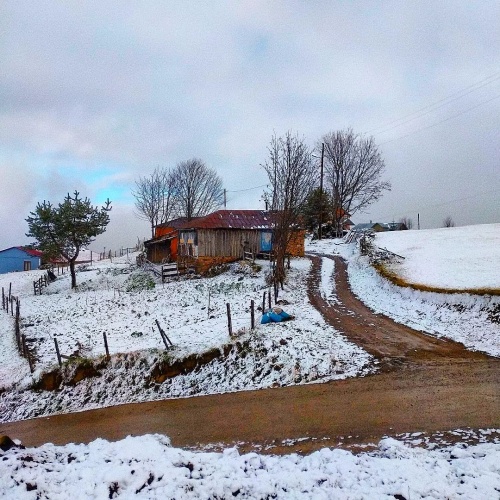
[103,332,110,361]
[2,287,4,310]
[262,291,266,312]
[21,333,28,358]
[268,289,272,309]
[250,300,255,330]
[9,282,12,301]
[15,299,20,349]
[27,351,34,373]
[22,334,34,373]
[54,338,62,366]
[155,319,173,349]
[226,303,232,336]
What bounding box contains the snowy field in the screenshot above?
[308,225,500,357]
[1,228,500,498]
[374,223,500,290]
[0,254,372,421]
[2,430,500,499]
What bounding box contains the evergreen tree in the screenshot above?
[26,191,111,288]
[302,188,332,236]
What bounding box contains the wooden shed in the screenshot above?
[144,217,194,263]
[177,210,305,273]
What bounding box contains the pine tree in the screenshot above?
[26,191,111,288]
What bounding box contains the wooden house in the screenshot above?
[146,210,306,272]
[144,217,194,263]
[0,247,43,274]
[177,210,305,273]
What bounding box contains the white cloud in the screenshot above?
[0,0,499,249]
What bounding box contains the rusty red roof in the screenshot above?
[181,210,272,230]
[157,217,199,229]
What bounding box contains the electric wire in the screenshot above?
[366,71,500,135]
[379,93,500,146]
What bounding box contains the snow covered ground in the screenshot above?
[308,225,500,357]
[2,430,500,499]
[2,228,500,498]
[0,254,372,421]
[374,223,500,290]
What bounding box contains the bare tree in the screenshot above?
[133,167,176,238]
[170,158,224,221]
[321,129,390,236]
[443,216,455,227]
[262,131,316,284]
[399,216,413,229]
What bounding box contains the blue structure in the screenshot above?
[0,247,43,274]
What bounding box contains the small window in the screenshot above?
[24,261,32,271]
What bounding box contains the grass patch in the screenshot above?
[374,263,500,296]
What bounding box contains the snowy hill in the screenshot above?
[375,223,500,291]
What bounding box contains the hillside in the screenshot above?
[374,223,500,291]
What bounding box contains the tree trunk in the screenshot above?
[70,259,77,289]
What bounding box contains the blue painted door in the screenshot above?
[260,231,272,252]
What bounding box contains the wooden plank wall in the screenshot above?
[197,229,261,257]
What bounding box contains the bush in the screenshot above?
[125,271,156,292]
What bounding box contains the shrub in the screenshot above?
[125,271,156,292]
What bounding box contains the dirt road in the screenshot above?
[2,255,499,454]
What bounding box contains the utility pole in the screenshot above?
[418,213,420,230]
[224,188,226,208]
[318,142,325,240]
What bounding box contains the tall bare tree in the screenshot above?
[170,158,224,221]
[262,131,316,284]
[133,167,175,238]
[321,129,390,236]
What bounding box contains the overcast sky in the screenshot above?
[1,1,499,251]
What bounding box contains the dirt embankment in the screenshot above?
[2,255,499,455]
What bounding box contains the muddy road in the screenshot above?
[2,255,499,454]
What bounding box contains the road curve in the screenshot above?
[2,256,499,454]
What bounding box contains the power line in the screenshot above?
[366,71,500,135]
[373,76,500,136]
[372,188,499,222]
[379,93,500,146]
[226,184,267,193]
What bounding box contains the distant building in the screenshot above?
[352,221,408,233]
[0,247,43,274]
[352,222,386,233]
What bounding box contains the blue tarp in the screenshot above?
[261,309,292,324]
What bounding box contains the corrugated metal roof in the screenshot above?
[156,217,199,229]
[182,210,272,230]
[144,231,177,245]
